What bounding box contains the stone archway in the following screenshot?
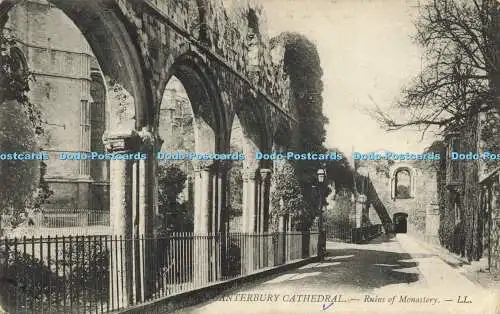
[1,1,156,309]
[230,95,272,234]
[393,212,408,233]
[158,51,226,235]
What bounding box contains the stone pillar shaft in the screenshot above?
[258,169,271,268]
[105,132,138,309]
[194,166,212,234]
[193,163,212,285]
[242,171,257,233]
[242,169,257,274]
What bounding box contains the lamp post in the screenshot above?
[317,168,326,259]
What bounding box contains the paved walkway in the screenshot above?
[172,234,499,314]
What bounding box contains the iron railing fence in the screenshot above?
[0,231,319,313]
[325,223,353,243]
[351,225,383,243]
[326,224,383,244]
[1,209,110,230]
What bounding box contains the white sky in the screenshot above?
[260,0,438,154]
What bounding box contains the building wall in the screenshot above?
[6,0,108,210]
[361,159,439,234]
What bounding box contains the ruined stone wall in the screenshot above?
[119,0,294,130]
[361,160,439,234]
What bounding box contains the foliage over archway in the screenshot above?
[272,32,328,230]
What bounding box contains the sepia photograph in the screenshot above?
[0,0,499,313]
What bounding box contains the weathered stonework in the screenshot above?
[1,1,318,305]
[361,159,439,235]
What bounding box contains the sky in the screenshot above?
[260,0,438,155]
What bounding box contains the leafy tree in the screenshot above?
[0,99,38,211]
[324,194,352,232]
[324,147,355,194]
[274,32,328,230]
[157,163,193,233]
[270,161,308,231]
[228,159,243,218]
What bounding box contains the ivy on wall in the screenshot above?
[275,32,328,231]
[269,160,307,231]
[0,23,51,231]
[0,29,42,135]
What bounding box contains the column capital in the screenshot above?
[193,160,213,172]
[216,160,233,173]
[242,168,257,181]
[103,130,141,153]
[260,168,272,181]
[356,194,367,205]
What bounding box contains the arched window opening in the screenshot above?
[247,9,260,38]
[10,47,27,74]
[1,2,112,231]
[395,169,411,199]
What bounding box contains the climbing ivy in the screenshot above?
[270,161,309,231]
[0,22,49,232]
[274,32,328,230]
[0,29,43,135]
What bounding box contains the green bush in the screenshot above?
[0,238,109,313]
[0,245,62,312]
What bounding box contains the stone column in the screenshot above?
[193,161,212,285]
[153,135,164,232]
[259,169,271,267]
[214,161,229,280]
[103,131,140,309]
[242,169,258,233]
[193,161,212,234]
[425,203,440,245]
[241,168,257,273]
[350,194,366,243]
[355,195,366,228]
[259,169,272,232]
[390,177,396,200]
[135,127,156,301]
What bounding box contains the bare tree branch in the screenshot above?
[367,0,498,135]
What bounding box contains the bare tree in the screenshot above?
[370,0,499,134]
[369,0,500,262]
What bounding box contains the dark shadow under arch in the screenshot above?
[393,212,408,233]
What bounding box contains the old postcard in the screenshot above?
[0,0,499,313]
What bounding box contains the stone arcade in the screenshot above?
[0,0,319,309]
